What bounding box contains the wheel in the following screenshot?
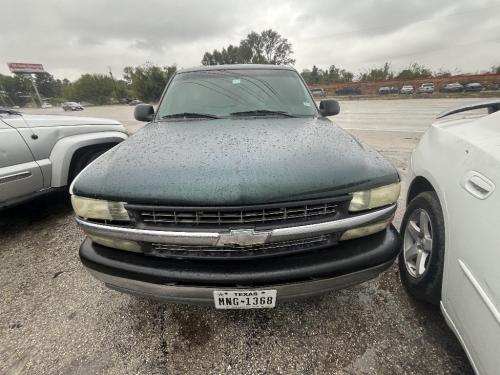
[398,191,445,305]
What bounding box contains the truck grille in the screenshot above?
[126,196,349,228]
[146,234,336,259]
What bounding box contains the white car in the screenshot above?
[400,85,414,94]
[418,83,434,93]
[399,99,500,374]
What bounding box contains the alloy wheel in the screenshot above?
[403,209,433,278]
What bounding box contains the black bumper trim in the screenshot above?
[79,225,400,287]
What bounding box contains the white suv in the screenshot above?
[418,83,434,93]
[400,85,414,94]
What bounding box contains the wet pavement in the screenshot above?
[0,99,478,374]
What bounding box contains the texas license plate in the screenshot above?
[213,290,277,309]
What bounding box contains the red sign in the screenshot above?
[7,62,46,74]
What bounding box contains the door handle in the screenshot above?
[461,171,495,200]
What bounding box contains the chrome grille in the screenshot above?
[127,198,346,228]
[147,235,334,259]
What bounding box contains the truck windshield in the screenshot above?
[157,69,316,119]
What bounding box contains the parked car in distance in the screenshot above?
[62,101,84,111]
[400,85,414,94]
[310,88,325,97]
[379,86,399,95]
[41,102,53,109]
[72,64,402,309]
[0,107,127,209]
[442,82,464,92]
[128,99,143,106]
[464,82,483,92]
[399,99,500,375]
[418,83,434,93]
[335,86,361,96]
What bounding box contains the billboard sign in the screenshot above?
[7,62,46,74]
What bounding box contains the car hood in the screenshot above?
[3,114,120,128]
[72,117,399,205]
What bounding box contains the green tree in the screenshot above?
[113,79,131,99]
[123,63,176,102]
[300,69,312,83]
[395,63,433,80]
[492,65,500,74]
[201,29,295,65]
[70,74,115,104]
[324,65,354,83]
[34,73,64,99]
[0,74,33,106]
[301,65,354,84]
[359,62,393,81]
[202,45,241,65]
[309,65,321,84]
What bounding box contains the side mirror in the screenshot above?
[134,104,155,122]
[319,99,340,117]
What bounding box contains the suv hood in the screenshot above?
[73,117,399,205]
[3,114,121,128]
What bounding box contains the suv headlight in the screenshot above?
[71,195,129,221]
[349,182,400,212]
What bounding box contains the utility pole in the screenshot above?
[109,66,118,98]
[29,74,43,107]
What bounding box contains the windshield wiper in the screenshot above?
[161,112,220,120]
[230,109,296,118]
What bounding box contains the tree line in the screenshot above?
[199,30,499,84]
[0,63,177,107]
[1,28,499,107]
[302,62,453,84]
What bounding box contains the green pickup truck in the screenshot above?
[71,64,401,308]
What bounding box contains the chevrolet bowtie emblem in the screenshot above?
[217,229,271,247]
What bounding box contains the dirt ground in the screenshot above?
[0,98,481,374]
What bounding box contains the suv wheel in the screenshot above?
[398,191,445,305]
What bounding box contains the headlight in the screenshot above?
[71,195,129,221]
[340,217,393,241]
[87,234,141,253]
[349,182,400,212]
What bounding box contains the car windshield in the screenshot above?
[157,69,316,119]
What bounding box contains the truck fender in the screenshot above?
[49,131,127,187]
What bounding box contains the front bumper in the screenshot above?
[79,225,401,304]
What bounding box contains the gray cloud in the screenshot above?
[1,0,499,80]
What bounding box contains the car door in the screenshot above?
[0,118,44,206]
[442,113,500,374]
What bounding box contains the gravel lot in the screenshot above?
[0,99,481,374]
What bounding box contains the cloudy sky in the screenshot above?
[1,0,499,80]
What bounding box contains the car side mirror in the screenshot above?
[319,99,340,117]
[134,104,155,122]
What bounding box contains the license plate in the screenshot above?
[213,290,277,309]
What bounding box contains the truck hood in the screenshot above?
[3,114,121,128]
[72,117,399,205]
